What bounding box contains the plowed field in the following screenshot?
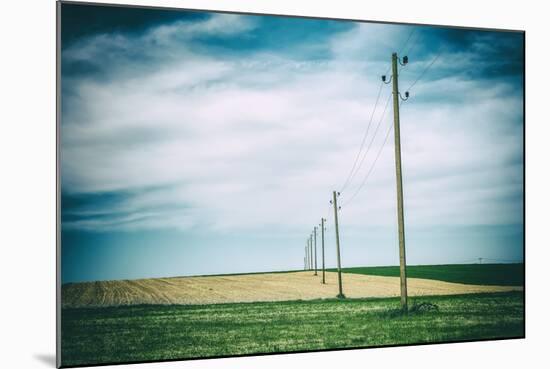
[62,271,522,308]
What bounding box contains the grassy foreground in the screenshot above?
[61,291,524,367]
[331,263,523,286]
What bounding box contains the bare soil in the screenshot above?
[62,271,522,308]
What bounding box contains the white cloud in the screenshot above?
[61,16,523,233]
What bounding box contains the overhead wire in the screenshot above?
[343,92,392,187]
[341,99,410,208]
[384,28,416,75]
[307,30,434,259]
[402,29,420,57]
[406,48,442,91]
[340,29,416,196]
[339,81,385,193]
[340,91,392,194]
[458,257,522,264]
[341,113,393,207]
[483,258,523,263]
[398,28,417,56]
[338,48,444,211]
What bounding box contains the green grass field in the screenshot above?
[61,291,524,367]
[330,263,523,286]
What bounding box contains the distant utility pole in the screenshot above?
[332,191,344,298]
[309,234,314,273]
[390,52,409,311]
[314,226,318,276]
[320,218,326,284]
[306,242,309,270]
[308,237,312,270]
[308,239,312,270]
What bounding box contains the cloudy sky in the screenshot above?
[60,3,524,283]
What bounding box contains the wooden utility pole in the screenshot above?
[391,52,408,311]
[308,240,311,270]
[332,191,344,298]
[309,234,314,273]
[306,242,309,270]
[314,226,318,276]
[308,238,312,270]
[321,218,326,284]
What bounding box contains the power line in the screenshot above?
[402,30,420,62]
[483,258,523,263]
[341,99,409,208]
[339,81,385,193]
[341,32,415,195]
[339,52,442,209]
[398,29,416,56]
[396,32,420,78]
[406,49,442,91]
[341,115,394,207]
[342,93,392,191]
[458,257,523,264]
[325,203,332,224]
[384,28,416,75]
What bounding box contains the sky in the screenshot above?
[60,3,524,283]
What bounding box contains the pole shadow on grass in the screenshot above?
[382,301,440,318]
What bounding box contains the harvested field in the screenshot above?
[62,271,522,308]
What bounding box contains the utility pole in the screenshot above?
[390,52,408,311]
[308,239,312,270]
[306,242,309,270]
[314,226,318,276]
[332,191,344,298]
[309,234,314,273]
[306,239,309,270]
[308,238,312,270]
[321,218,326,284]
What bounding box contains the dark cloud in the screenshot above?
[60,3,206,47]
[61,185,192,231]
[403,27,523,84]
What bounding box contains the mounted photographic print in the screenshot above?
[57,1,525,367]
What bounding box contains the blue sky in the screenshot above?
[60,3,524,283]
